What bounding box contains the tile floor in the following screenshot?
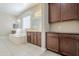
[0,36,61,56]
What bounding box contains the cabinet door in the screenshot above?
[77,4,79,19]
[47,33,59,52]
[27,32,31,43]
[36,32,41,46]
[61,3,77,21]
[30,32,34,44]
[33,32,37,45]
[75,35,79,56]
[60,34,76,56]
[49,3,61,23]
[76,40,79,55]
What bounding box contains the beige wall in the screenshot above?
[49,20,79,33]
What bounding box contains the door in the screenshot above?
[47,33,59,52]
[60,34,76,56]
[49,3,61,23]
[61,3,77,21]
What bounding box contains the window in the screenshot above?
[22,16,31,30]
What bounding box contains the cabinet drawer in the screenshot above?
[47,33,58,37]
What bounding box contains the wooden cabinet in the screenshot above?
[27,32,31,43]
[77,4,79,19]
[75,35,79,56]
[76,40,79,55]
[36,32,41,46]
[46,32,79,56]
[33,33,37,45]
[61,3,77,21]
[49,3,61,23]
[46,33,59,52]
[30,33,33,44]
[27,32,41,46]
[60,34,76,56]
[48,3,78,23]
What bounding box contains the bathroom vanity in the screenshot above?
[27,31,41,46]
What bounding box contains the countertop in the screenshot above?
[46,32,79,35]
[27,30,41,32]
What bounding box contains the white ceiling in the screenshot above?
[0,3,36,16]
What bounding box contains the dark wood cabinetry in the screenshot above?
[76,40,79,55]
[27,32,41,46]
[75,35,79,56]
[46,33,59,52]
[48,3,78,23]
[49,3,61,22]
[33,33,37,45]
[77,4,79,19]
[61,4,77,21]
[46,32,79,56]
[36,32,41,46]
[60,34,76,56]
[30,32,34,44]
[27,32,31,43]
